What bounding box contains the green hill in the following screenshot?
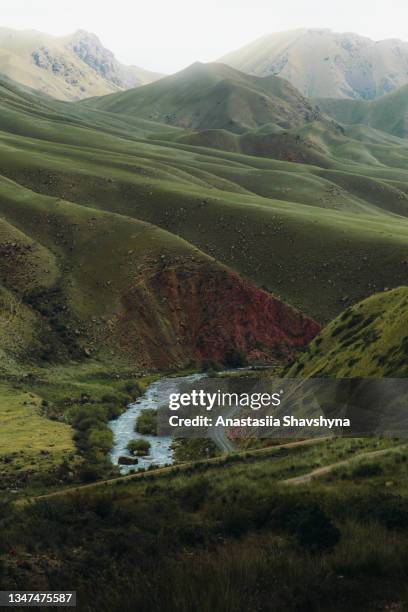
[316,85,408,139]
[85,62,319,133]
[288,287,408,378]
[0,169,319,375]
[0,70,407,333]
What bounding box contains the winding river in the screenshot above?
[109,373,206,474]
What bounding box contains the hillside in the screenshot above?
[0,172,322,374]
[288,287,408,378]
[86,61,320,133]
[0,27,161,100]
[316,84,408,138]
[0,72,407,329]
[220,28,408,100]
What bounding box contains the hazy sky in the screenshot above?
[1,0,408,73]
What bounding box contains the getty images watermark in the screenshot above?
[169,389,283,411]
[156,378,408,438]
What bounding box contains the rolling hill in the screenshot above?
[316,84,408,139]
[0,174,320,374]
[220,28,408,100]
[0,27,161,101]
[0,68,407,333]
[0,74,324,374]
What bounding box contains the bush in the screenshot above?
[77,463,106,483]
[135,409,157,435]
[278,500,341,554]
[175,477,211,512]
[371,496,408,531]
[127,439,151,457]
[293,505,341,553]
[201,359,221,373]
[352,462,382,478]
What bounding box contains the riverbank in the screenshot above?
[109,373,206,473]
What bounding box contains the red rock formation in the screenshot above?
[116,261,320,369]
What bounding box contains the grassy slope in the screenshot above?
[0,74,407,323]
[3,437,408,610]
[316,85,408,138]
[84,61,318,132]
[288,287,408,377]
[0,384,74,479]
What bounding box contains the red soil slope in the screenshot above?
[115,260,320,369]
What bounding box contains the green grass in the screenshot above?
[0,383,74,478]
[288,287,408,377]
[0,356,166,491]
[316,86,408,139]
[83,62,316,133]
[0,71,407,336]
[2,436,408,611]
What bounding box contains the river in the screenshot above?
[108,373,206,474]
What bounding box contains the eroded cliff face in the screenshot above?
[115,261,320,369]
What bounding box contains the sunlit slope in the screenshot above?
[220,28,408,100]
[0,27,161,101]
[316,85,408,139]
[287,288,408,377]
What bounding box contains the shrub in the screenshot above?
[294,505,341,553]
[127,439,151,457]
[281,502,341,554]
[135,409,158,435]
[175,477,211,512]
[352,462,382,478]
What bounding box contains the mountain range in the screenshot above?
[220,28,408,100]
[3,26,408,105]
[0,27,161,100]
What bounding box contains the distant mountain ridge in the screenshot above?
[220,28,408,100]
[0,27,162,101]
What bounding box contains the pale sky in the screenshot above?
[1,0,408,73]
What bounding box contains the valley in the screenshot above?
[1,59,408,481]
[0,25,407,609]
